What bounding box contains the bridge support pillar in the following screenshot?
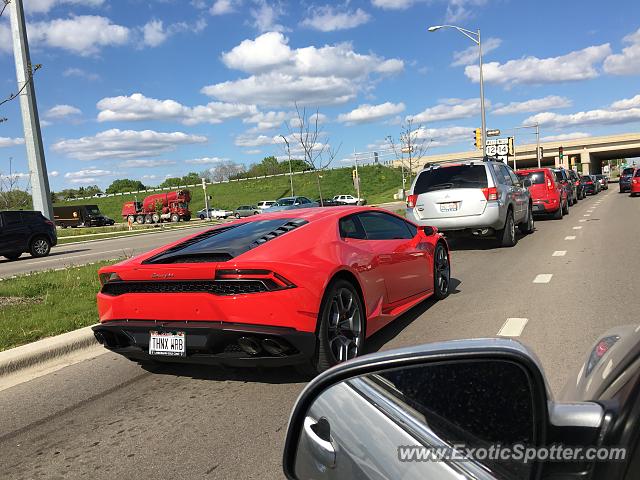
[580,150,591,174]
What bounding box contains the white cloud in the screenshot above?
[243,149,262,155]
[63,67,100,81]
[28,16,130,56]
[52,129,208,161]
[210,0,238,15]
[541,132,590,142]
[185,157,227,165]
[96,93,257,125]
[49,171,60,177]
[45,104,82,118]
[64,169,113,184]
[206,32,403,107]
[243,110,288,131]
[338,102,405,125]
[492,96,571,116]
[445,0,487,23]
[0,24,10,54]
[26,0,104,14]
[523,94,640,129]
[142,20,168,47]
[371,0,416,9]
[234,133,276,147]
[411,125,476,149]
[465,44,612,86]
[301,5,371,32]
[409,98,481,123]
[118,159,176,168]
[604,28,640,75]
[250,0,285,33]
[451,37,501,67]
[0,137,25,148]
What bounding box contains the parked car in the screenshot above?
[267,196,319,212]
[93,208,451,375]
[332,194,366,205]
[234,205,261,218]
[0,210,57,261]
[581,175,599,195]
[631,167,640,197]
[257,200,277,210]
[316,199,345,207]
[516,167,568,219]
[594,174,609,190]
[406,158,534,247]
[283,325,640,480]
[619,167,636,192]
[568,169,586,200]
[553,168,578,205]
[53,204,114,228]
[195,208,233,220]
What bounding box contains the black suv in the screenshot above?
[0,210,57,261]
[567,169,585,200]
[553,168,578,205]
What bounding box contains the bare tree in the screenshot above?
[201,160,245,183]
[387,118,432,187]
[287,104,340,203]
[0,156,31,209]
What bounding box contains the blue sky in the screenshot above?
[0,0,639,190]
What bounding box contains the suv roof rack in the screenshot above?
[421,157,485,170]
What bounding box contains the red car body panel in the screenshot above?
[517,168,565,213]
[631,168,640,195]
[95,207,447,365]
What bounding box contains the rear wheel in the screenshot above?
[519,206,535,234]
[553,204,563,220]
[30,237,51,258]
[145,214,153,224]
[433,243,450,300]
[127,215,135,224]
[136,215,145,224]
[152,213,161,223]
[562,199,569,215]
[497,210,517,247]
[170,213,180,223]
[304,279,365,375]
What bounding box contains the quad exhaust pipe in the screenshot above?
[237,337,262,355]
[236,336,290,356]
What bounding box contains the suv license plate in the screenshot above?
[149,331,186,357]
[439,202,458,212]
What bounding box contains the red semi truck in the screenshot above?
[121,190,192,224]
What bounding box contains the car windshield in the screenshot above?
[517,172,545,185]
[87,207,100,214]
[276,198,296,206]
[414,164,488,194]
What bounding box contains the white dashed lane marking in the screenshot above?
[533,274,553,283]
[573,226,583,230]
[553,251,567,256]
[565,236,576,240]
[498,318,529,337]
[579,219,587,222]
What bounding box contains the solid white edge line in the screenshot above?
[498,318,529,337]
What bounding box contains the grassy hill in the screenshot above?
[55,164,404,222]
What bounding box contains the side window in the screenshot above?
[491,164,505,185]
[507,168,521,186]
[357,212,414,240]
[404,221,418,238]
[498,164,514,186]
[1,211,22,226]
[339,215,366,240]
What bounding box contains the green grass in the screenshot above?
[56,165,404,222]
[0,260,118,351]
[56,222,211,245]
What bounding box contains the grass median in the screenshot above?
[0,260,119,351]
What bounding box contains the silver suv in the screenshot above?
[406,158,534,247]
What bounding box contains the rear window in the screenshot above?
[517,172,545,185]
[580,176,591,181]
[622,168,635,176]
[635,170,640,177]
[554,171,565,182]
[414,164,488,194]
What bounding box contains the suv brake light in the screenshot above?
[546,177,553,190]
[45,220,55,226]
[481,187,498,201]
[407,194,418,208]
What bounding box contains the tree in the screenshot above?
[0,189,31,210]
[201,160,245,183]
[106,178,146,194]
[286,104,340,202]
[159,172,201,188]
[387,118,432,188]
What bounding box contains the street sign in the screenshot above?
[485,144,497,156]
[486,129,501,137]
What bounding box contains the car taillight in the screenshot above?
[546,178,554,190]
[586,181,593,185]
[633,179,639,184]
[45,220,55,226]
[481,187,498,201]
[99,272,122,286]
[407,194,418,208]
[215,269,295,290]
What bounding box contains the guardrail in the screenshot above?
[61,160,396,202]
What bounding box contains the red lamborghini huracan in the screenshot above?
[93,206,451,373]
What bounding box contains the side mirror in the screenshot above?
[418,225,437,236]
[283,339,604,480]
[523,179,532,188]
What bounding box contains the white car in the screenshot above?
[196,207,233,219]
[333,194,365,205]
[257,200,277,210]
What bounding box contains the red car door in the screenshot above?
[356,212,430,304]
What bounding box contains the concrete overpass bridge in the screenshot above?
[402,132,640,174]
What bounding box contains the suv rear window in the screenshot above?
[517,172,545,185]
[554,171,566,182]
[414,164,488,194]
[622,168,635,176]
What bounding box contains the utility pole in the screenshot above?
[535,123,541,168]
[8,0,52,219]
[202,177,210,220]
[280,135,294,196]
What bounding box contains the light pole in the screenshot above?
[428,24,487,155]
[280,135,294,197]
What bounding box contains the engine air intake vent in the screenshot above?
[157,253,233,264]
[249,219,308,249]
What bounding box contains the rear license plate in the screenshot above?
[149,331,186,357]
[439,202,459,212]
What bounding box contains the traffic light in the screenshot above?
[559,146,564,160]
[539,146,544,159]
[352,169,357,180]
[508,137,514,156]
[473,128,482,149]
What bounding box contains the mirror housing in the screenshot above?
[523,178,532,188]
[418,225,437,236]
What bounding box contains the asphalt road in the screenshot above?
[1,188,638,479]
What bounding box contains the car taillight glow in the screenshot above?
[481,187,498,201]
[215,269,295,289]
[407,194,418,208]
[99,272,122,286]
[45,220,55,226]
[633,179,638,184]
[586,181,593,185]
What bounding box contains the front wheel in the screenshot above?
[30,237,51,258]
[497,210,517,247]
[433,243,450,300]
[519,206,535,234]
[234,213,241,219]
[308,280,365,375]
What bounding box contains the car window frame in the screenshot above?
[338,214,367,240]
[1,211,22,226]
[355,211,416,241]
[498,164,514,186]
